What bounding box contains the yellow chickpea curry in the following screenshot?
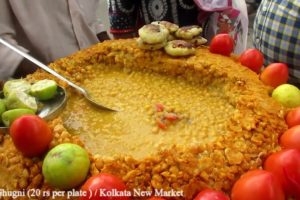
[62,64,235,159]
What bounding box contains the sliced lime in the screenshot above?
[2,108,35,127]
[0,99,6,123]
[31,79,57,100]
[3,79,31,97]
[5,91,37,112]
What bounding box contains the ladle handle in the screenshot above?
[0,38,85,94]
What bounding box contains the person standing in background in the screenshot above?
[253,0,300,86]
[109,0,199,38]
[108,0,248,54]
[0,0,109,80]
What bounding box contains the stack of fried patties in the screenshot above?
[137,21,207,57]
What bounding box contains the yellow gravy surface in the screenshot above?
[62,65,236,159]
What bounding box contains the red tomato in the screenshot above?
[231,170,285,200]
[260,63,289,88]
[194,189,229,200]
[286,107,300,128]
[10,115,53,157]
[239,48,264,73]
[209,34,234,56]
[80,173,129,200]
[264,149,300,199]
[280,125,300,149]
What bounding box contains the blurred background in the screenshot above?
[98,0,261,48]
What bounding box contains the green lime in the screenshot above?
[0,99,6,123]
[5,91,37,112]
[2,108,35,127]
[42,143,90,190]
[3,79,31,97]
[30,79,57,100]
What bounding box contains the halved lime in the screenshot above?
[31,79,57,100]
[3,79,31,97]
[5,91,37,112]
[1,108,35,127]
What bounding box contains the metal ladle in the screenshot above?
[0,38,117,112]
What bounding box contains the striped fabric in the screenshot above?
[253,0,300,85]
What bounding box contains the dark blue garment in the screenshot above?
[109,0,199,33]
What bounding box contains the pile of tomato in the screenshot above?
[209,34,289,88]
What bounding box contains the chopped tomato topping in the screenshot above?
[164,113,178,121]
[156,119,167,130]
[155,103,164,112]
[153,103,182,131]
